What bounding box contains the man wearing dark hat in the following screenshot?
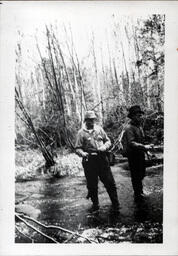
[75,111,119,213]
[122,105,153,202]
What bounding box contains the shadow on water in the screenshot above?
[134,201,149,222]
[83,210,122,228]
[82,189,163,228]
[83,205,151,229]
[38,177,69,225]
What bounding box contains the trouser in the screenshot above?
[128,152,146,197]
[82,153,119,207]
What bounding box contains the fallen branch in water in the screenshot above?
[63,234,75,243]
[15,193,34,205]
[15,225,34,243]
[15,213,98,243]
[15,213,59,243]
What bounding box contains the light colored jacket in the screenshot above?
[75,124,111,156]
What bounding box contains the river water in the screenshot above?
[15,162,163,243]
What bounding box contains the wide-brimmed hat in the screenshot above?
[84,111,97,120]
[127,105,144,118]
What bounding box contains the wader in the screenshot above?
[128,150,146,197]
[82,152,119,209]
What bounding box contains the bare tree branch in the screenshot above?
[15,88,55,167]
[15,193,34,205]
[16,213,98,243]
[15,213,59,243]
[63,234,75,243]
[15,225,34,243]
[91,96,115,111]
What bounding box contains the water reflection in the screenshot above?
[38,178,64,224]
[84,195,161,228]
[84,207,122,228]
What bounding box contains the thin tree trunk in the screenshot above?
[15,88,55,167]
[91,32,102,123]
[113,22,131,105]
[36,34,74,149]
[132,24,147,106]
[50,27,80,119]
[63,24,87,122]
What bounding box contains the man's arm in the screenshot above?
[126,127,152,152]
[76,149,88,157]
[98,127,111,152]
[75,131,88,157]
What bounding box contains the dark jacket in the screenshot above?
[122,120,146,157]
[123,121,146,195]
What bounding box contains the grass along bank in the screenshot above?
[15,148,83,182]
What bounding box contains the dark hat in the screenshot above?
[84,111,97,120]
[127,105,144,118]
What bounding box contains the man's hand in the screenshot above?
[144,144,154,151]
[81,152,89,158]
[76,149,89,158]
[98,145,107,152]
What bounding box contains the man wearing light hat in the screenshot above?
[122,105,153,202]
[75,111,119,213]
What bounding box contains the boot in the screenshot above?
[107,188,120,212]
[89,193,99,212]
[88,204,100,213]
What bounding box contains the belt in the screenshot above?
[87,152,106,157]
[83,153,98,162]
[89,152,98,156]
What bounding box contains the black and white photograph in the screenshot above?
[0,1,178,255]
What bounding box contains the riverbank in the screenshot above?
[15,148,83,182]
